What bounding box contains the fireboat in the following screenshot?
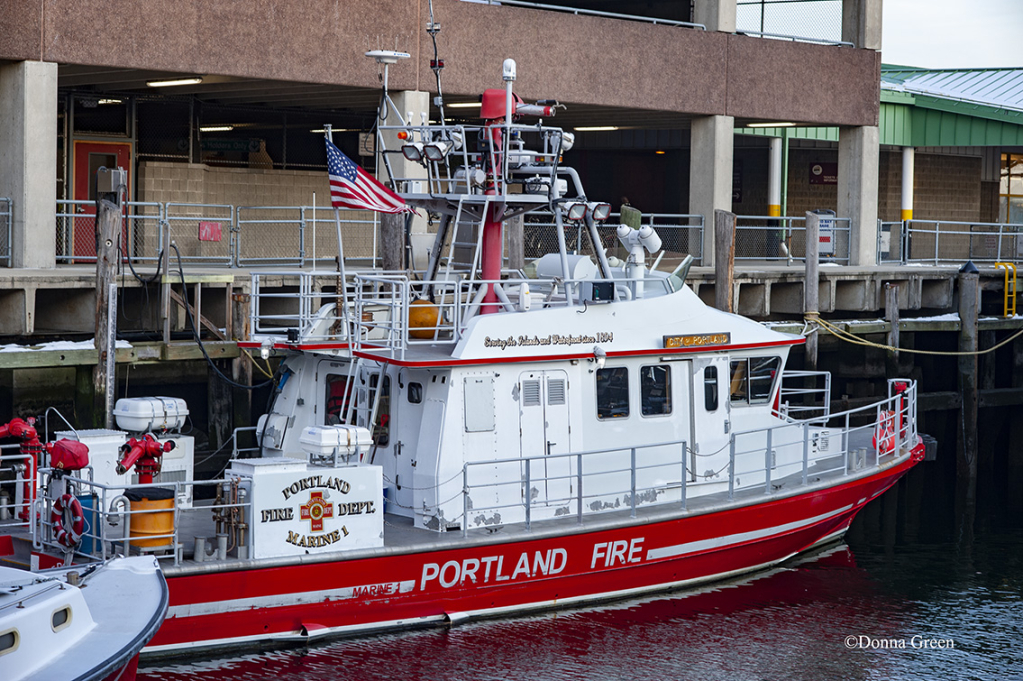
[0,58,925,657]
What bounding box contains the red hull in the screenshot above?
[147,448,922,655]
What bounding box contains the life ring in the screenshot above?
[51,494,84,548]
[872,411,896,455]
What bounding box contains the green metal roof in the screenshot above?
[738,66,1023,146]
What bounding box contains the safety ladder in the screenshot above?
[995,262,1017,318]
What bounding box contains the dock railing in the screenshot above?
[458,380,918,534]
[895,219,1023,265]
[735,214,851,264]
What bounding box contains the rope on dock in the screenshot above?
[805,314,1023,356]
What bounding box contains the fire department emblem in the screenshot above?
[299,491,334,531]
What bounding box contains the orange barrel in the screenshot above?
[125,487,176,548]
[408,299,441,339]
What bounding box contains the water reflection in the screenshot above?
[141,469,1023,681]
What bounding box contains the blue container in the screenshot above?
[76,494,98,555]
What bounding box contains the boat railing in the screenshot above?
[459,380,919,534]
[779,370,832,420]
[249,271,356,344]
[31,474,253,568]
[0,445,33,528]
[377,121,579,200]
[348,272,675,359]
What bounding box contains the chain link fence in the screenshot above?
[165,203,234,266]
[55,200,159,264]
[735,214,851,264]
[235,207,379,267]
[736,0,846,45]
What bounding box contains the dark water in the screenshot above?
[138,475,1023,681]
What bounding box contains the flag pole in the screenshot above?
[325,124,351,330]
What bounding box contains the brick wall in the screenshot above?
[784,149,837,216]
[911,154,981,222]
[877,151,902,222]
[136,161,378,261]
[137,161,336,207]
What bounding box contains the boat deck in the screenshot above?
[157,427,904,576]
[0,429,908,576]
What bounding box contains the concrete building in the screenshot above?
[1,0,884,273]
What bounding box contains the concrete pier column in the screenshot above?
[837,125,879,266]
[694,0,736,32]
[690,115,734,264]
[901,146,915,221]
[842,0,883,49]
[0,61,58,269]
[376,90,430,270]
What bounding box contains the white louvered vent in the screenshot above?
[547,379,566,405]
[522,379,542,407]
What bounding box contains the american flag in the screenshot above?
[325,138,410,214]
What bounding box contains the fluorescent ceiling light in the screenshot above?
[574,126,618,132]
[447,102,481,108]
[147,77,203,88]
[746,122,796,128]
[200,125,234,132]
[309,128,360,133]
[98,98,122,105]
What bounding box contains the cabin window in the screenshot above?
[704,366,719,412]
[596,367,629,419]
[0,628,18,656]
[51,606,72,632]
[369,374,391,446]
[324,374,351,425]
[408,382,423,404]
[730,357,782,405]
[640,365,671,416]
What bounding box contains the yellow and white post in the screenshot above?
[901,146,914,221]
[768,136,782,218]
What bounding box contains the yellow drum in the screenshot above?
[126,488,176,548]
[408,299,441,339]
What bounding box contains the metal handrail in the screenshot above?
[482,0,707,29]
[33,474,253,567]
[736,29,853,47]
[459,379,919,534]
[735,214,851,264]
[900,219,1023,265]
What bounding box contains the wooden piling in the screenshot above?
[885,283,900,376]
[507,213,525,273]
[231,292,253,428]
[1009,335,1023,516]
[381,212,405,270]
[804,211,820,371]
[93,198,119,428]
[714,210,735,314]
[957,271,979,487]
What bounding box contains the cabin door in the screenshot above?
[518,370,571,507]
[689,356,731,479]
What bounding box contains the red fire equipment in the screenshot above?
[0,417,42,520]
[117,434,174,484]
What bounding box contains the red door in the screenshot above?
[71,140,132,261]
